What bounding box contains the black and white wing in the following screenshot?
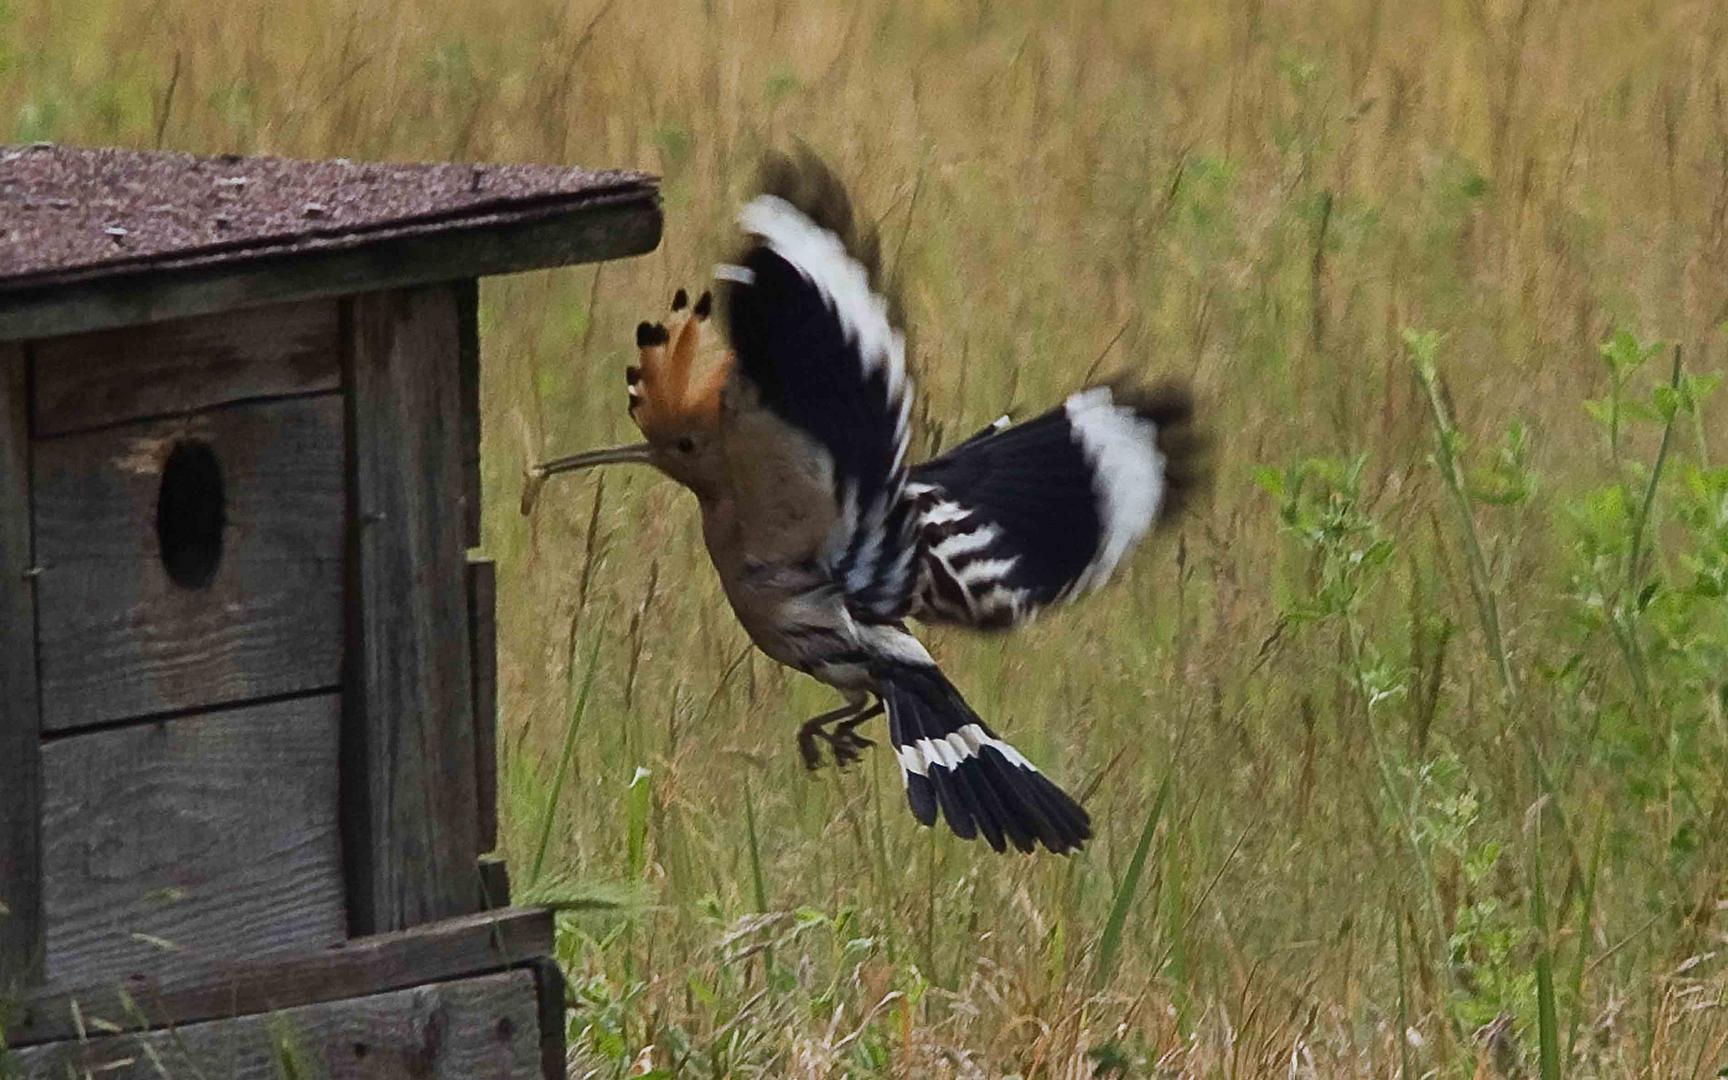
[718,153,918,619]
[906,383,1202,629]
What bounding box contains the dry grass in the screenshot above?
[10,0,1728,1075]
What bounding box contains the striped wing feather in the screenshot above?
[907,382,1202,630]
[718,152,918,619]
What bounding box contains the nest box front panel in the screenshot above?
[29,302,345,730]
[23,299,349,990]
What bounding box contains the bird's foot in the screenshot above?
[798,726,825,771]
[826,718,876,769]
[797,725,873,770]
[795,701,884,771]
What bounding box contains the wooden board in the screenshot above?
[469,557,500,855]
[0,196,662,344]
[13,969,545,1079]
[344,286,481,934]
[39,694,346,991]
[0,344,42,991]
[15,907,553,1046]
[32,298,341,437]
[31,393,346,730]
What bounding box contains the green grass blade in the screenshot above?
[529,635,602,884]
[1625,346,1684,596]
[743,776,773,978]
[1162,809,1190,1034]
[1527,800,1562,1080]
[1094,770,1172,988]
[1393,901,1414,1080]
[1408,331,1519,705]
[743,776,768,914]
[1566,815,1607,1056]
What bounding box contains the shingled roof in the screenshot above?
[0,144,661,341]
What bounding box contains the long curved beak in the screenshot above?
[521,442,652,515]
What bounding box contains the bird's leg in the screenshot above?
[798,701,868,771]
[827,701,884,769]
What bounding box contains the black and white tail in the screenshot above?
[906,381,1204,630]
[878,662,1091,854]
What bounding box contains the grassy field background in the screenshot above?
[9,0,1728,1075]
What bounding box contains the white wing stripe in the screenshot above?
[1064,387,1165,595]
[895,723,1041,777]
[955,555,1021,587]
[930,522,1002,560]
[921,501,970,526]
[737,194,906,388]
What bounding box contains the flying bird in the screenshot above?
[524,153,1204,854]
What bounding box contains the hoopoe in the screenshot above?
[524,153,1204,854]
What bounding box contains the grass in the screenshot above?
[531,635,605,884]
[1092,770,1170,991]
[9,0,1728,1074]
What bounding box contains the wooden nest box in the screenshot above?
[0,144,660,1076]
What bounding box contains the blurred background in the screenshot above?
[8,1,1728,1074]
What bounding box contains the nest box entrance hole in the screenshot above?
[156,439,226,589]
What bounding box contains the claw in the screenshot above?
[826,723,875,770]
[798,729,823,771]
[795,700,883,772]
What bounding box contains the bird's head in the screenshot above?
[522,289,735,512]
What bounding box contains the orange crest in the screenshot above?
[627,289,732,438]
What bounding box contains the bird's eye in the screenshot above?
[676,436,696,453]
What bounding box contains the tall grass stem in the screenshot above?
[529,635,603,884]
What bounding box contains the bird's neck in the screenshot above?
[695,492,744,579]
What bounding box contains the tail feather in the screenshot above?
[880,663,1090,854]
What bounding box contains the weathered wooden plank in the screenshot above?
[0,195,662,343]
[527,956,568,1080]
[0,344,42,992]
[14,906,553,1046]
[13,969,544,1079]
[38,694,346,992]
[345,286,481,934]
[31,393,346,730]
[456,277,483,547]
[469,557,500,854]
[32,298,341,437]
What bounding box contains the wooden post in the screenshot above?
[456,278,483,549]
[468,557,499,857]
[0,344,42,991]
[344,286,482,935]
[528,955,569,1080]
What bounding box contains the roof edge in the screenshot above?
[0,188,661,343]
